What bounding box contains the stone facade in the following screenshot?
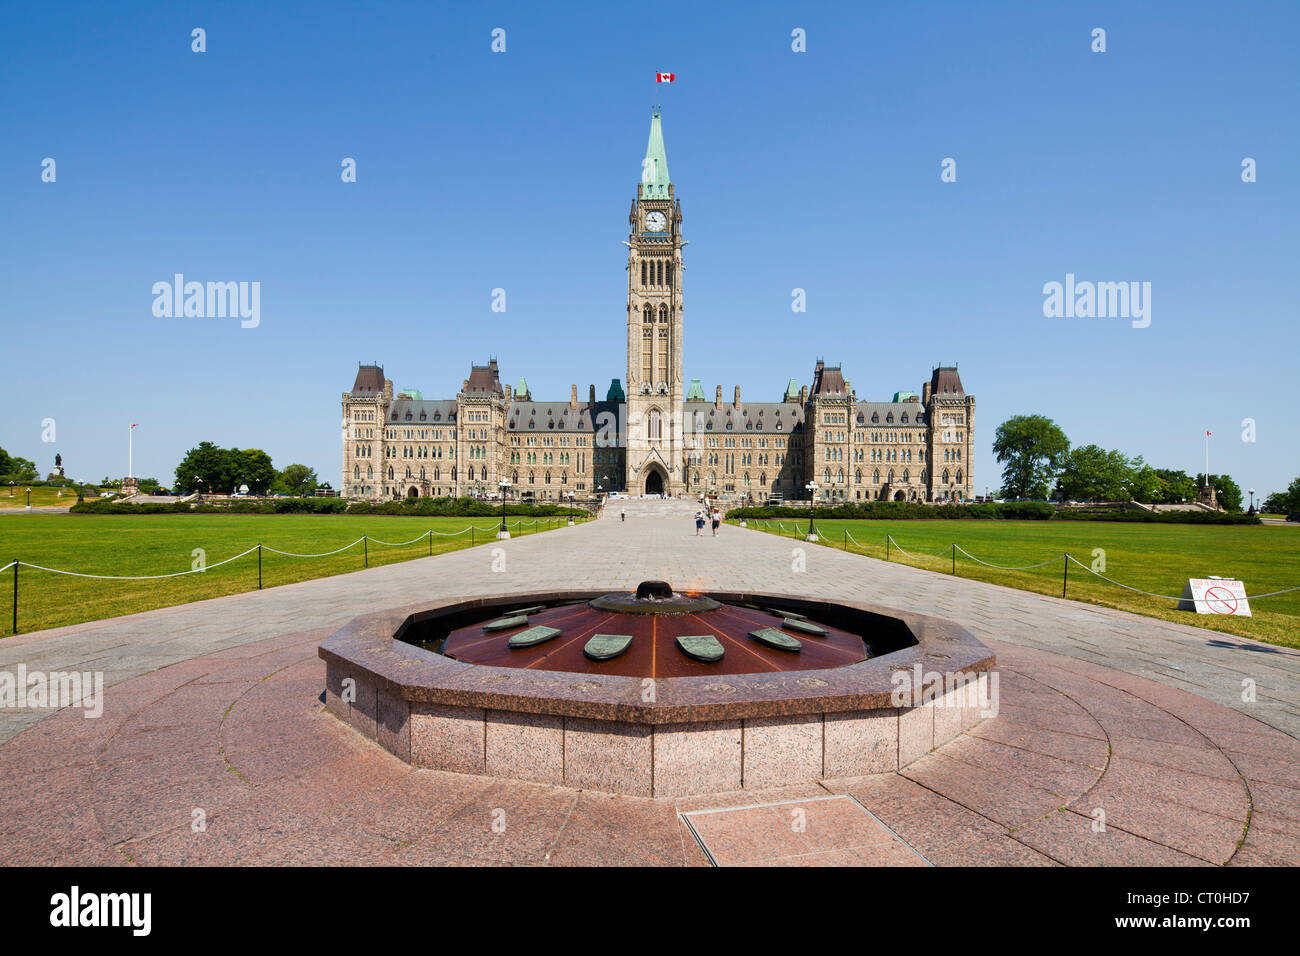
[341,110,974,504]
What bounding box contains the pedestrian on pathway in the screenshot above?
[710,507,721,537]
[694,510,705,536]
[621,507,626,522]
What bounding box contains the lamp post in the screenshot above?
[1249,488,1256,514]
[25,487,31,511]
[7,481,13,497]
[805,481,819,541]
[497,479,511,539]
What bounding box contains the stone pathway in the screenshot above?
[1,498,1296,865]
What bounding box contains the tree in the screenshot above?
[1129,464,1165,503]
[4,457,38,481]
[992,415,1070,500]
[1262,477,1300,514]
[233,449,276,494]
[1057,445,1135,501]
[274,464,319,496]
[0,446,11,476]
[1197,473,1243,512]
[174,442,235,494]
[1154,468,1197,504]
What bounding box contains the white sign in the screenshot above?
[1178,578,1252,617]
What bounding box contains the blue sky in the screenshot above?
[1,0,1296,498]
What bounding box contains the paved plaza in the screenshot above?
[2,499,1297,866]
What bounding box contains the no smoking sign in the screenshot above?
[1178,578,1253,617]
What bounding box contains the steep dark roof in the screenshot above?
[507,400,622,436]
[389,399,457,423]
[351,364,385,394]
[930,366,964,397]
[811,362,846,396]
[856,401,925,426]
[463,360,504,396]
[683,402,805,434]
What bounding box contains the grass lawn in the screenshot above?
[740,517,1300,649]
[0,513,580,635]
[0,486,94,510]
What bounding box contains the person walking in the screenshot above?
[694,510,705,536]
[621,507,626,522]
[710,507,721,537]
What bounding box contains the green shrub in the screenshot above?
[727,500,1054,521]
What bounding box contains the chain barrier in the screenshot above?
[753,523,1298,605]
[5,516,580,633]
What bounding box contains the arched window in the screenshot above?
[956,469,963,484]
[641,261,647,286]
[659,304,668,324]
[823,468,831,483]
[648,409,663,440]
[873,469,880,484]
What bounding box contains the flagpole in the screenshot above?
[128,425,133,480]
[1204,430,1209,489]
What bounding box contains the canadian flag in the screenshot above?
[131,423,138,430]
[1206,430,1212,437]
[655,72,675,83]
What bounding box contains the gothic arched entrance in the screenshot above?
[645,469,665,496]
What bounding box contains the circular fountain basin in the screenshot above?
[318,584,996,797]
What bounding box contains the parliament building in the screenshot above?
[342,109,975,505]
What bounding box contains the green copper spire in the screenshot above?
[685,378,706,402]
[641,109,671,199]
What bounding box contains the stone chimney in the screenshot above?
[799,385,808,404]
[570,384,578,408]
[504,384,512,401]
[715,385,723,409]
[383,379,393,403]
[589,384,596,404]
[922,382,932,403]
[734,385,742,408]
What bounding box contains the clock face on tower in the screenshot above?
[644,211,667,232]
